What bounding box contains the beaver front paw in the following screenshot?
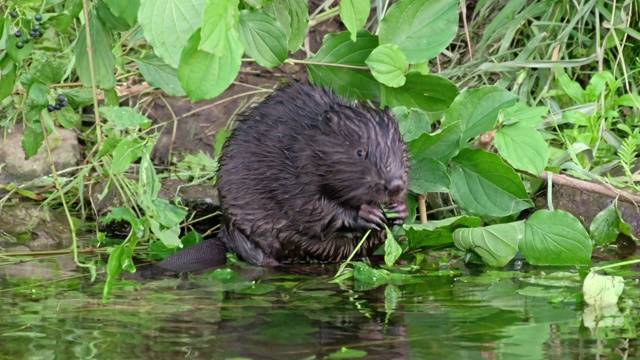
[356,204,386,231]
[384,202,408,226]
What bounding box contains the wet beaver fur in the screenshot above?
[158,84,409,271]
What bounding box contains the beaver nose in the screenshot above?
[385,177,405,197]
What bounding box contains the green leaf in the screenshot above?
[409,158,450,193]
[152,199,188,227]
[405,215,482,249]
[615,94,640,108]
[407,121,461,164]
[392,106,432,142]
[340,0,370,41]
[353,262,390,291]
[380,72,459,116]
[494,123,549,175]
[100,106,150,129]
[6,31,34,62]
[555,69,586,104]
[307,30,379,100]
[379,0,458,63]
[238,10,288,68]
[454,222,524,267]
[75,13,116,88]
[28,81,49,106]
[138,0,206,68]
[64,89,95,108]
[450,148,533,217]
[134,54,186,96]
[178,29,243,101]
[384,225,402,267]
[590,204,625,246]
[499,103,548,127]
[442,86,517,141]
[584,71,614,102]
[583,271,624,306]
[149,218,182,247]
[265,0,309,51]
[111,137,145,174]
[22,123,45,159]
[97,1,132,31]
[199,0,238,56]
[365,44,407,88]
[521,210,592,265]
[55,107,80,129]
[102,0,140,26]
[326,347,368,359]
[0,57,16,102]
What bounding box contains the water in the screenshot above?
[0,257,635,359]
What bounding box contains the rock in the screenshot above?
[0,125,81,184]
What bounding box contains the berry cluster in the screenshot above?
[10,12,44,49]
[48,94,68,112]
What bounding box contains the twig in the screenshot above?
[539,172,640,206]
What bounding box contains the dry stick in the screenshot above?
[81,0,104,164]
[539,172,640,206]
[460,0,473,61]
[417,194,427,224]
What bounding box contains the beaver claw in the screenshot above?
[356,204,386,231]
[384,202,408,226]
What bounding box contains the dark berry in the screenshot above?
[10,11,18,18]
[53,104,61,111]
[14,30,22,38]
[23,38,30,44]
[47,105,55,112]
[35,14,43,22]
[16,41,24,49]
[29,29,37,37]
[56,94,66,103]
[59,99,69,107]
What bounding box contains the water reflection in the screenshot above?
[0,260,636,359]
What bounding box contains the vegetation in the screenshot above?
[0,0,638,305]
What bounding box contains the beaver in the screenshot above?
[158,84,409,271]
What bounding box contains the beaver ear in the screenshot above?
[320,110,341,132]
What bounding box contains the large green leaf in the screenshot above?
[409,158,450,193]
[307,30,379,100]
[199,0,239,56]
[138,0,206,68]
[392,106,432,142]
[405,215,482,248]
[75,13,116,88]
[494,123,549,175]
[521,210,592,265]
[450,148,533,217]
[407,121,461,164]
[238,10,288,68]
[102,0,140,26]
[379,0,458,63]
[454,222,524,267]
[442,86,517,141]
[265,0,309,52]
[365,44,407,88]
[340,0,370,41]
[380,73,459,115]
[178,30,243,101]
[135,54,186,96]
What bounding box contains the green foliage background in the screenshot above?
[1,0,639,297]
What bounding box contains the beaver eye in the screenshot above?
[356,148,366,158]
